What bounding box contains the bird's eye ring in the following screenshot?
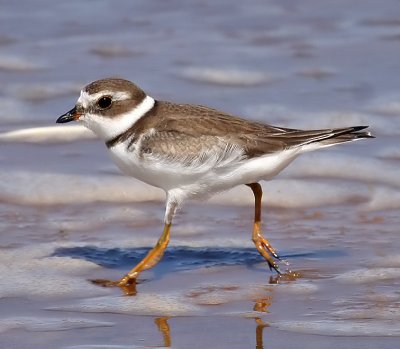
[97,96,112,109]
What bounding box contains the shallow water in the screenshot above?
[1,1,399,348]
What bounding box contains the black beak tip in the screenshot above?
[56,107,77,124]
[56,115,72,123]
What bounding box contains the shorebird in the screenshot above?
[57,78,373,290]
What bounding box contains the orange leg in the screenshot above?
[91,198,178,294]
[118,222,171,286]
[246,183,281,273]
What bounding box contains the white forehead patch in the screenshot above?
[77,90,130,108]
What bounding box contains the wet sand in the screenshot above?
[1,0,400,348]
[0,201,399,348]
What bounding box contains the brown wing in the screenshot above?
[139,130,245,169]
[134,101,372,159]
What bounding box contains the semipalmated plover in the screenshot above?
[57,78,373,290]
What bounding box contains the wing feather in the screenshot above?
[139,131,245,172]
[131,101,372,167]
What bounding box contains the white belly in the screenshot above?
[108,142,301,197]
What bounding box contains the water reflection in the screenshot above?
[255,318,270,349]
[90,278,138,296]
[155,317,171,348]
[149,301,274,348]
[145,280,298,348]
[254,288,274,349]
[254,296,273,313]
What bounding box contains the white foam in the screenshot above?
[0,169,393,211]
[366,255,400,268]
[6,82,81,102]
[245,104,399,136]
[0,171,163,205]
[181,67,275,86]
[0,245,109,299]
[0,125,96,143]
[48,206,149,232]
[362,187,400,211]
[278,282,319,295]
[333,291,400,306]
[333,307,400,320]
[212,179,369,208]
[273,320,400,336]
[0,317,113,333]
[0,55,42,71]
[334,268,400,284]
[50,294,200,317]
[289,153,400,189]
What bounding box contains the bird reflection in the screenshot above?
[155,317,171,347]
[255,318,270,349]
[253,294,273,349]
[148,294,276,348]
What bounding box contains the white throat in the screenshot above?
[79,95,155,141]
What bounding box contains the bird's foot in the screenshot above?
[254,236,287,274]
[90,276,138,296]
[267,259,281,274]
[266,261,301,284]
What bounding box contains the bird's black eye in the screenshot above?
[97,96,112,109]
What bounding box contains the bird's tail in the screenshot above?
[290,126,374,153]
[312,126,374,148]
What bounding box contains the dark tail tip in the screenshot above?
[352,125,369,132]
[351,126,374,139]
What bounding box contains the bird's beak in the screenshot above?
[56,106,81,123]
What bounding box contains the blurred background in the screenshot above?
[1,0,400,131]
[0,1,399,348]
